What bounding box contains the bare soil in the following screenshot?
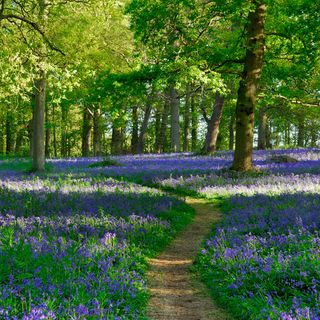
[147,198,233,320]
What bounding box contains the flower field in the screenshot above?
[0,148,319,319]
[0,164,192,319]
[156,149,320,320]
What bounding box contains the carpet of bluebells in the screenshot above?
[1,148,319,320]
[0,160,192,319]
[156,149,320,320]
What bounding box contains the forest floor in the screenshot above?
[147,197,233,320]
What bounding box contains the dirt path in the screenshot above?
[147,198,233,320]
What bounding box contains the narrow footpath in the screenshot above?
[147,198,233,320]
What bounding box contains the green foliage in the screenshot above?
[88,157,122,168]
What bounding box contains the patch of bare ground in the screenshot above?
[147,198,233,320]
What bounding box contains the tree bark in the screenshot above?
[61,105,68,157]
[183,87,191,152]
[266,122,272,149]
[15,129,24,154]
[45,104,51,157]
[154,108,162,148]
[310,121,318,147]
[82,106,92,157]
[5,112,14,154]
[155,96,170,153]
[111,125,123,155]
[0,118,5,154]
[202,93,224,154]
[170,87,180,152]
[284,123,289,146]
[191,95,198,152]
[32,0,47,171]
[28,117,34,157]
[131,105,139,154]
[93,106,103,156]
[297,113,305,147]
[32,75,46,171]
[138,101,152,154]
[232,1,267,171]
[274,130,280,148]
[257,106,268,149]
[229,113,235,150]
[52,105,57,157]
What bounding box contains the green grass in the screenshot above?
[0,157,53,173]
[0,157,32,171]
[88,157,121,168]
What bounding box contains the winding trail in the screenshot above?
[147,198,233,320]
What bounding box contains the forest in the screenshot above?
[0,0,319,170]
[0,0,319,319]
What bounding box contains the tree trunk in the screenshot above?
[155,97,170,153]
[257,106,268,150]
[310,121,318,147]
[28,117,34,157]
[284,123,289,146]
[45,105,51,158]
[82,106,92,157]
[32,0,47,171]
[111,125,123,155]
[202,93,224,154]
[5,112,14,154]
[183,87,191,152]
[275,130,280,148]
[32,75,46,171]
[229,113,235,150]
[297,113,305,147]
[51,104,57,157]
[0,118,5,154]
[131,105,139,154]
[15,129,24,154]
[138,101,152,154]
[191,95,198,152]
[61,105,68,157]
[266,122,272,149]
[170,87,180,152]
[93,107,103,156]
[155,109,161,142]
[232,1,267,171]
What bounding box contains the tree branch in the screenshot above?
[1,14,65,56]
[276,94,320,107]
[265,31,292,40]
[211,58,245,71]
[200,104,209,123]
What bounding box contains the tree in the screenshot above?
[0,0,62,170]
[202,93,225,154]
[231,1,267,171]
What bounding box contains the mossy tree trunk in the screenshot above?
[155,95,170,153]
[32,0,47,172]
[82,106,92,157]
[93,106,103,156]
[131,105,139,154]
[232,1,267,171]
[33,75,46,171]
[138,100,152,154]
[183,87,191,152]
[257,106,268,150]
[170,87,180,152]
[297,113,305,147]
[202,93,224,154]
[191,95,198,152]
